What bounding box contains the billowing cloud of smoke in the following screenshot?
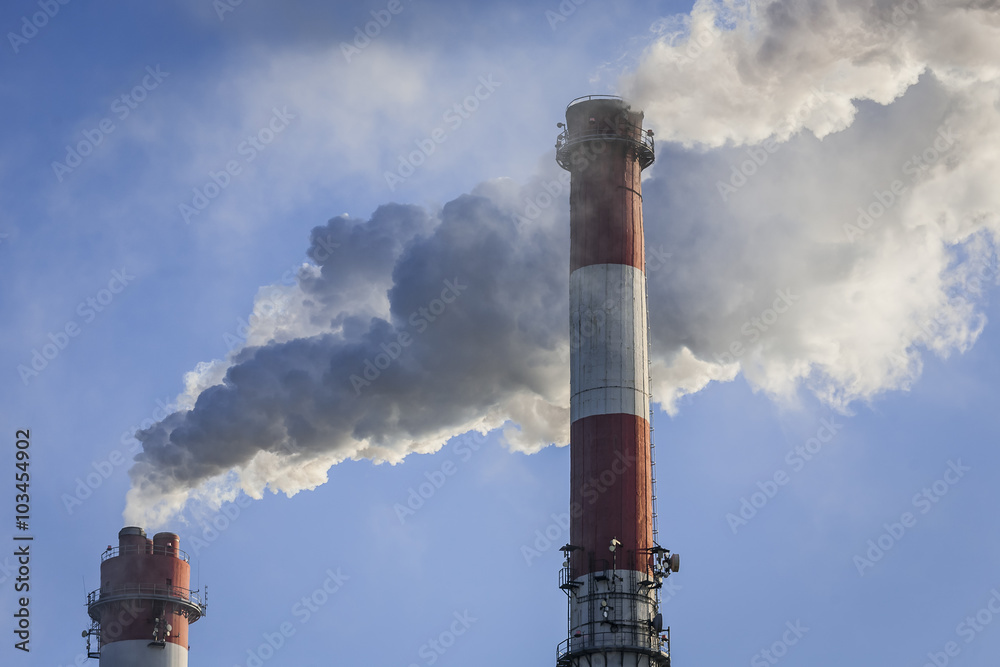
[620,0,1000,407]
[126,0,1000,526]
[621,0,1000,147]
[126,184,573,526]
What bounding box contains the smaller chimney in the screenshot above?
[85,527,206,666]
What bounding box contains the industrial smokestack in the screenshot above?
[554,95,678,666]
[85,527,206,666]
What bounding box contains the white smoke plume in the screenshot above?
[621,0,1000,147]
[125,0,1000,526]
[622,0,1000,407]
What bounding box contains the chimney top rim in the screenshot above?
[566,94,633,112]
[118,526,146,538]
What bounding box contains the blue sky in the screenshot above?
[3,1,1000,666]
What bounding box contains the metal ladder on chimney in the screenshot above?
[645,272,660,551]
[650,406,659,548]
[645,272,670,660]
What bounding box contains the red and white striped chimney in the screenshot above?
[555,95,677,667]
[85,527,206,667]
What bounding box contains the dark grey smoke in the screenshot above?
[126,181,572,524]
